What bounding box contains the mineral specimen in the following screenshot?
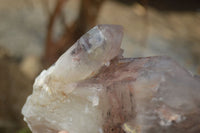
[22,24,200,133]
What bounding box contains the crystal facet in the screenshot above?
[22,25,200,133]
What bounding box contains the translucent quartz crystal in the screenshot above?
[22,25,200,133]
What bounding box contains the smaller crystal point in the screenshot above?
[50,24,123,84]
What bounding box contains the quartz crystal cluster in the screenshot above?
[22,24,200,133]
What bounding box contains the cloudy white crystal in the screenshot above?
[22,24,123,133]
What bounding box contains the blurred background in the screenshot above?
[0,0,199,132]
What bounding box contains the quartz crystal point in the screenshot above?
[22,24,200,133]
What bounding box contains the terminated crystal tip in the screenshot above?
[50,24,124,84]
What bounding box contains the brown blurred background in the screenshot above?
[0,0,200,132]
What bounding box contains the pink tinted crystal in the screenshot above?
[22,25,200,133]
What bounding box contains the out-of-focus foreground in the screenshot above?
[0,0,199,132]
